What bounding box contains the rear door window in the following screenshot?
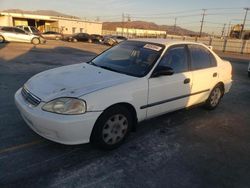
[188,45,216,70]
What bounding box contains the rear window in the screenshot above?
[1,27,13,32]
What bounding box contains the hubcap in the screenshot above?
[210,88,221,107]
[33,39,39,44]
[102,114,128,145]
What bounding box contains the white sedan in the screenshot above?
[0,26,46,45]
[15,39,232,149]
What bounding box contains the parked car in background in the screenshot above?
[65,33,92,43]
[16,26,41,36]
[103,35,127,46]
[0,26,46,45]
[42,31,63,40]
[90,34,103,43]
[248,62,250,77]
[15,39,232,150]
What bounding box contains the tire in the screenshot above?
[90,105,132,150]
[31,37,40,45]
[204,85,223,110]
[72,38,78,42]
[0,35,5,43]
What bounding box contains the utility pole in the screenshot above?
[199,9,206,37]
[122,13,125,36]
[221,23,226,38]
[174,17,177,33]
[226,21,231,38]
[240,8,249,39]
[127,14,131,22]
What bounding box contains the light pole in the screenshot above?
[240,8,249,39]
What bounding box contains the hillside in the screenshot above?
[103,21,204,36]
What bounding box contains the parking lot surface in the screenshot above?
[0,41,250,188]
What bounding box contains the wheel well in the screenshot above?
[216,82,225,96]
[104,103,138,131]
[0,35,5,40]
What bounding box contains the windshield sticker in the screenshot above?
[143,44,162,51]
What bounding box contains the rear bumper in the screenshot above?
[15,88,102,145]
[224,80,232,93]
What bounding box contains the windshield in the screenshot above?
[91,41,164,77]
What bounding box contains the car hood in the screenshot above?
[25,63,136,102]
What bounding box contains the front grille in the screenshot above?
[21,87,41,106]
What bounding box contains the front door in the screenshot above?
[146,45,193,118]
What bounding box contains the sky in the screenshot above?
[0,0,250,34]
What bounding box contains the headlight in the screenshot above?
[42,98,86,115]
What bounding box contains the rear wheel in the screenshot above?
[0,35,5,43]
[204,85,223,110]
[31,37,40,45]
[90,105,132,150]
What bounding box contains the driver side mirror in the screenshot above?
[152,66,174,77]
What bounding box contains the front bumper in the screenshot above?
[15,88,102,145]
[39,37,46,44]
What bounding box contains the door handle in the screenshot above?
[213,73,218,77]
[184,78,191,84]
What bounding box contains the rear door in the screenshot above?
[13,28,31,42]
[146,45,193,118]
[187,44,218,105]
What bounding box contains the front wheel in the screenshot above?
[204,85,223,110]
[90,105,132,150]
[0,35,5,43]
[31,37,40,45]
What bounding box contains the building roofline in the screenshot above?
[0,11,102,24]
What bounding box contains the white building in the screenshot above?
[116,27,166,38]
[0,10,102,35]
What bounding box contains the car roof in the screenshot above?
[129,38,204,46]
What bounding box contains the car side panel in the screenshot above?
[147,71,193,119]
[188,67,218,105]
[81,78,148,122]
